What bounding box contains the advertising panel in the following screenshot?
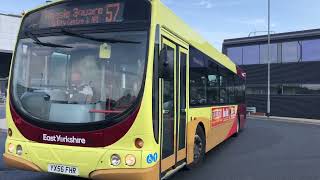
[211,106,237,127]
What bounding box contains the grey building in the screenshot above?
[223,29,320,119]
[0,13,21,96]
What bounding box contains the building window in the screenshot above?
[282,41,301,63]
[227,47,243,65]
[226,38,320,65]
[260,43,278,64]
[302,39,320,62]
[0,52,12,79]
[243,45,259,65]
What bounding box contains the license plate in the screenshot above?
[48,164,79,176]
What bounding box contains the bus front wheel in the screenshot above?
[187,126,206,169]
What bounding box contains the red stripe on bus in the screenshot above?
[10,103,140,147]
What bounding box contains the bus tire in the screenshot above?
[186,125,206,170]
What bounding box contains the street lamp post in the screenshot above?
[267,0,271,117]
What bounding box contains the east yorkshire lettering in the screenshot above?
[43,134,86,144]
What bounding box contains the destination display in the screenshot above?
[43,2,125,28]
[20,0,151,31]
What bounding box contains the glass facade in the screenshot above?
[282,41,301,63]
[243,45,259,65]
[260,43,278,64]
[302,39,320,62]
[227,47,242,65]
[227,38,320,65]
[224,31,320,119]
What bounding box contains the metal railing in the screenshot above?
[247,107,257,115]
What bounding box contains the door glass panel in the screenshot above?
[162,44,175,159]
[179,52,187,150]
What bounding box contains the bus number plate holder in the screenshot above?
[48,164,79,176]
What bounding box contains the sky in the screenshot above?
[1,0,320,51]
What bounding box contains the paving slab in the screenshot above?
[249,115,320,125]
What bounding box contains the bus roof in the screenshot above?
[23,0,238,74]
[155,0,238,74]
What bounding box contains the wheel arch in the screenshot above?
[198,122,206,138]
[186,118,209,165]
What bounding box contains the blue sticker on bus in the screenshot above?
[146,153,158,164]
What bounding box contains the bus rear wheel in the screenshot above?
[187,126,206,169]
[233,115,241,137]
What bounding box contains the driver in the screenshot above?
[68,71,93,103]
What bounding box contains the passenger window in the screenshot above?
[189,46,241,107]
[235,77,245,104]
[207,60,219,104]
[190,48,207,106]
[162,44,175,159]
[219,75,227,104]
[228,74,235,104]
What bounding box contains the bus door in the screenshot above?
[160,33,188,173]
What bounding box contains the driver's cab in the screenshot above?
[20,48,104,123]
[14,30,147,124]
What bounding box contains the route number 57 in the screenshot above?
[106,3,121,22]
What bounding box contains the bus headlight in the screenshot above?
[111,154,121,166]
[8,143,14,153]
[16,145,23,156]
[125,154,136,166]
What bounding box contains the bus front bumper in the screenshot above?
[90,163,159,180]
[3,153,41,172]
[3,153,159,180]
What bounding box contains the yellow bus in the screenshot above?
[3,0,246,179]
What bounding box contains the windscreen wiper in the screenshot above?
[25,32,73,48]
[61,28,140,44]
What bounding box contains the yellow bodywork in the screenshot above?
[4,0,239,179]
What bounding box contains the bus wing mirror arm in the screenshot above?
[159,48,168,79]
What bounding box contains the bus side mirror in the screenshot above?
[159,48,169,78]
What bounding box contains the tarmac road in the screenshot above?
[1,118,320,180]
